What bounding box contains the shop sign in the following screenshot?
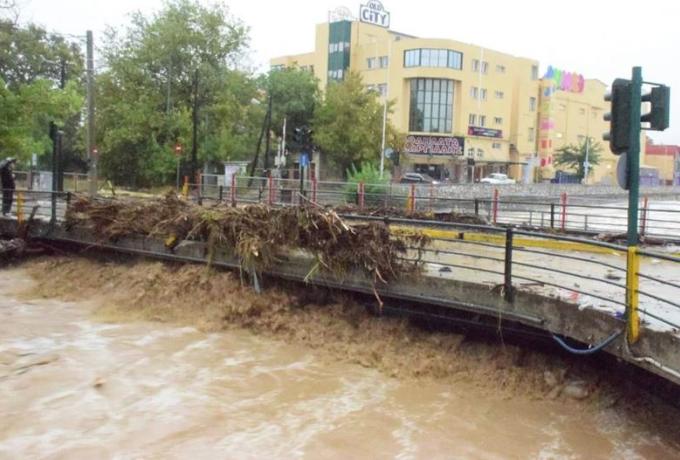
[467,126,502,138]
[404,135,464,156]
[360,0,390,28]
[543,66,585,93]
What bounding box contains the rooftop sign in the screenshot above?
[360,1,390,28]
[543,66,585,94]
[329,6,354,23]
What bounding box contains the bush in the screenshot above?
[344,162,391,207]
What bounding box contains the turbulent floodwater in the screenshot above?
[1,257,680,459]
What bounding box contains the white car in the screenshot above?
[480,173,516,185]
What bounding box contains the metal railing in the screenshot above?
[172,176,680,240]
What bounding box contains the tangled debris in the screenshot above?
[65,193,430,305]
[333,204,488,225]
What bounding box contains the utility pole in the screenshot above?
[191,69,199,188]
[86,30,97,196]
[249,92,272,180]
[262,94,273,172]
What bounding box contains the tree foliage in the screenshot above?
[312,72,403,177]
[96,0,256,187]
[0,19,84,166]
[554,138,602,180]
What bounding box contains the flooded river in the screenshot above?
[1,258,680,459]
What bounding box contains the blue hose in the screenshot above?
[551,330,623,355]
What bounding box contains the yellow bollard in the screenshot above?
[626,246,640,344]
[181,176,189,199]
[16,192,24,224]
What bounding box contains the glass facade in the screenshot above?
[409,78,454,133]
[404,49,463,70]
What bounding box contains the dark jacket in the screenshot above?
[0,161,15,189]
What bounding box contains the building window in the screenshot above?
[469,113,476,125]
[496,64,506,73]
[377,83,387,97]
[579,107,586,115]
[531,65,539,80]
[409,78,454,133]
[367,57,377,69]
[481,61,488,74]
[479,115,486,127]
[529,97,537,112]
[492,142,502,149]
[528,127,535,142]
[494,117,503,125]
[476,148,484,158]
[577,135,586,143]
[467,148,475,158]
[404,49,463,70]
[480,88,487,101]
[472,59,479,72]
[495,91,504,99]
[379,56,389,68]
[470,86,479,99]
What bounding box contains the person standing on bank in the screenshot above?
[0,157,17,216]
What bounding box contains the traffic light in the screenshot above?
[603,78,631,155]
[292,126,313,148]
[641,85,670,131]
[293,127,303,144]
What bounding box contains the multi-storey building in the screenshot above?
[270,3,630,184]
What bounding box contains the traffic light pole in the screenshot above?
[627,67,642,246]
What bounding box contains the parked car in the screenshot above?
[399,172,439,184]
[480,173,516,185]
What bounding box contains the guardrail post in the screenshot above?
[550,203,556,228]
[504,227,515,302]
[66,191,72,209]
[268,175,274,206]
[474,198,480,216]
[560,192,568,231]
[640,196,649,237]
[358,182,365,210]
[230,174,236,207]
[312,177,317,204]
[626,246,640,344]
[50,191,57,226]
[492,188,499,224]
[409,184,416,214]
[428,182,434,213]
[218,185,223,202]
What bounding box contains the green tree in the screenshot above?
[0,20,84,166]
[554,138,602,181]
[312,72,403,177]
[96,0,252,187]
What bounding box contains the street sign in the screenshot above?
[616,153,628,190]
[300,153,310,168]
[383,147,394,159]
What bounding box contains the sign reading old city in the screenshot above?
[467,126,502,138]
[360,0,390,28]
[404,135,465,156]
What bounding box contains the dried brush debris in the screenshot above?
[65,193,431,306]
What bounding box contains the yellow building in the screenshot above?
[644,141,680,185]
[270,3,627,184]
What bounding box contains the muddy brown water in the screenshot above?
[1,257,680,459]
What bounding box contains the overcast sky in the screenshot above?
[16,0,680,144]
